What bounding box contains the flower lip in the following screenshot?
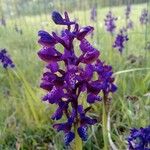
[38,47,62,62]
[77,126,88,141]
[64,131,75,145]
[51,106,63,120]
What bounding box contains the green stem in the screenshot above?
[109,33,113,62]
[102,96,109,150]
[73,124,82,150]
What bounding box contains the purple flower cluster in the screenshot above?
[140,9,149,25]
[0,49,15,69]
[104,11,117,34]
[38,11,117,145]
[127,125,150,150]
[125,5,134,30]
[113,28,129,53]
[90,5,97,22]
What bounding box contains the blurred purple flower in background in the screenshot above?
[0,49,15,69]
[0,16,6,27]
[38,11,117,145]
[125,5,134,30]
[113,28,129,53]
[140,9,149,25]
[90,5,97,22]
[127,20,133,30]
[127,125,150,150]
[104,11,117,34]
[125,5,131,19]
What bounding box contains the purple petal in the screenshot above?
[38,30,56,46]
[52,11,75,26]
[80,39,99,53]
[51,106,63,120]
[77,126,88,141]
[82,116,97,125]
[53,76,64,87]
[87,81,102,94]
[84,64,94,80]
[38,47,61,62]
[52,11,65,25]
[67,108,76,124]
[40,82,53,91]
[77,26,94,40]
[111,84,117,92]
[46,62,59,73]
[52,32,69,49]
[64,131,75,145]
[53,122,72,132]
[81,50,100,64]
[65,72,77,89]
[42,72,56,82]
[53,123,66,132]
[42,87,64,103]
[61,29,66,37]
[87,93,101,104]
[64,11,70,22]
[77,105,84,115]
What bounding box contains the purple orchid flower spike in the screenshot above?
[127,20,133,30]
[38,11,117,145]
[125,5,134,30]
[90,5,97,22]
[0,49,15,69]
[113,28,129,53]
[140,9,149,25]
[125,5,131,20]
[104,11,118,34]
[127,125,150,150]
